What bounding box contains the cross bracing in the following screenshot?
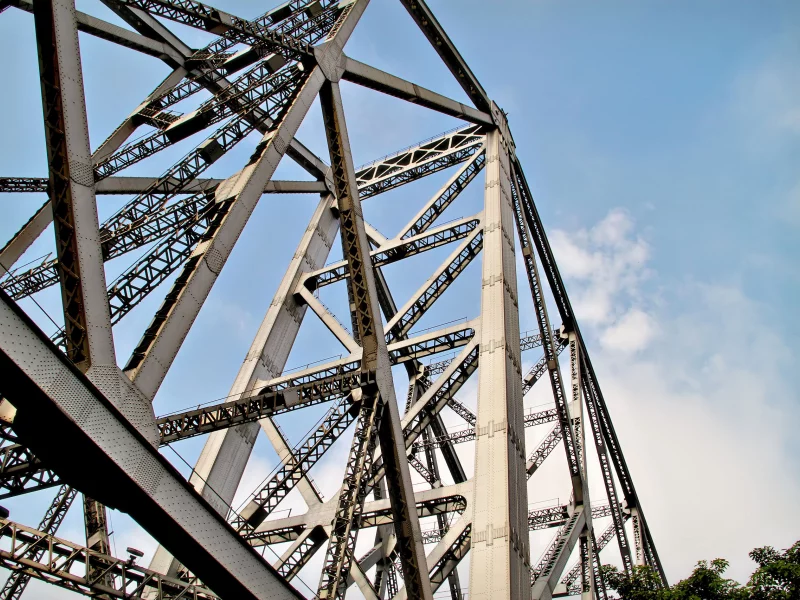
[0,0,667,599]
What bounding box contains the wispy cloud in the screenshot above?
[550,209,800,582]
[550,208,653,331]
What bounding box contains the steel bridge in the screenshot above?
[0,0,666,598]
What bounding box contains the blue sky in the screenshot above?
[0,1,798,597]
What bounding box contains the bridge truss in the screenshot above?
[0,0,666,598]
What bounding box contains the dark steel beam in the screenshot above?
[0,517,220,600]
[317,69,432,600]
[398,0,491,112]
[0,290,302,600]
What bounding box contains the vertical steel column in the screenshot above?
[630,507,645,566]
[32,0,119,564]
[570,332,596,600]
[317,79,432,600]
[469,125,530,600]
[31,0,115,372]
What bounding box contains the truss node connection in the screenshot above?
[0,0,666,599]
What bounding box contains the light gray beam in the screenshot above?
[531,509,587,600]
[0,292,302,600]
[469,126,530,599]
[342,56,493,126]
[148,192,336,579]
[98,177,327,195]
[0,201,50,277]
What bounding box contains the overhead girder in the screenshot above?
[0,484,77,600]
[304,215,481,289]
[0,176,329,194]
[355,124,485,199]
[341,57,493,126]
[0,291,302,600]
[0,517,220,600]
[386,228,483,343]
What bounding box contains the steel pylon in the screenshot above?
[0,1,666,599]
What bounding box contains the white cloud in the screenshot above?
[734,56,800,138]
[593,281,799,582]
[600,308,659,353]
[777,180,800,227]
[545,207,799,583]
[549,208,657,360]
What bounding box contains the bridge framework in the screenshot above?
[0,1,666,599]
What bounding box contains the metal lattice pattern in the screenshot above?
[0,0,668,599]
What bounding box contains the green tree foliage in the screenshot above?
[601,564,664,600]
[600,540,799,600]
[666,559,748,600]
[748,541,800,600]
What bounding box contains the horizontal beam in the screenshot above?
[12,0,182,60]
[0,290,302,600]
[355,125,484,199]
[156,323,476,443]
[412,406,560,451]
[304,215,480,288]
[99,178,327,195]
[341,57,493,126]
[0,177,328,194]
[0,518,219,599]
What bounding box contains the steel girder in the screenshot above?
[0,484,77,600]
[0,0,668,598]
[0,290,302,599]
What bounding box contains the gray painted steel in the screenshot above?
[0,0,667,598]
